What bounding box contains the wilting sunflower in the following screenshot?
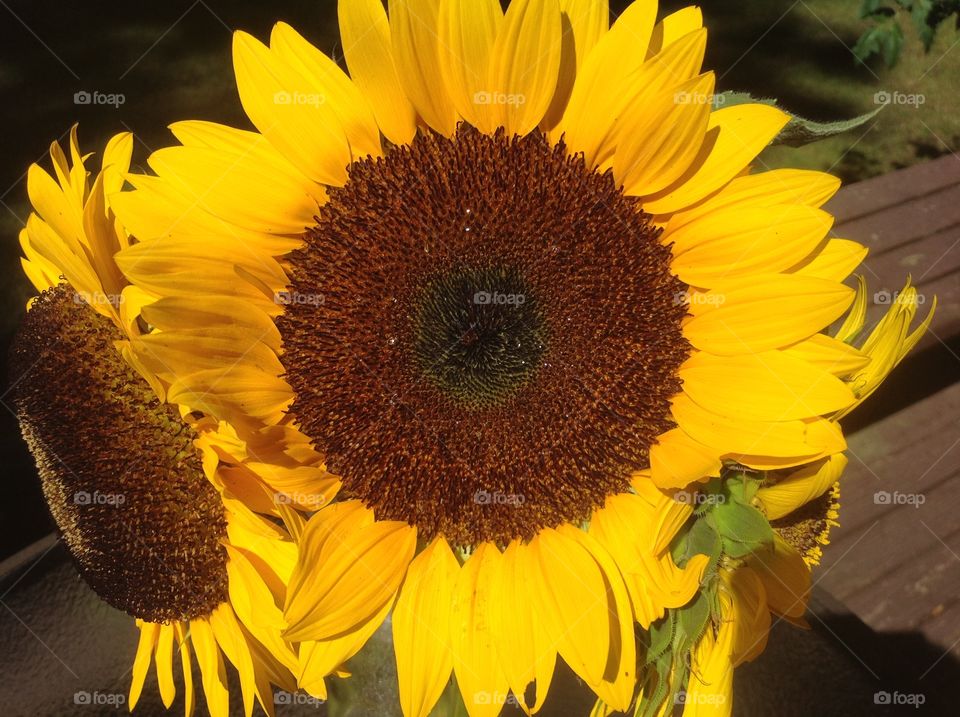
[105,1,933,715]
[9,129,335,717]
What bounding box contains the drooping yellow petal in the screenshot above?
[173,622,196,717]
[155,624,176,708]
[643,104,790,215]
[529,527,635,711]
[494,539,556,715]
[284,509,416,642]
[450,543,509,717]
[129,621,159,709]
[393,536,459,717]
[338,0,418,145]
[745,536,811,621]
[391,0,459,135]
[191,618,231,717]
[209,604,257,717]
[757,453,848,520]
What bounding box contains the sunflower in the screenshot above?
[10,129,322,717]
[105,1,931,715]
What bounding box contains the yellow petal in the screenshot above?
[209,605,256,717]
[649,427,722,490]
[647,6,703,56]
[488,0,563,136]
[393,536,459,717]
[554,0,659,163]
[174,622,196,717]
[391,0,459,135]
[338,0,417,145]
[683,275,855,355]
[780,334,870,378]
[233,31,351,185]
[438,0,503,132]
[615,73,714,196]
[451,543,509,717]
[669,205,833,287]
[191,618,231,717]
[270,22,382,160]
[671,393,833,458]
[665,169,840,231]
[129,622,158,709]
[745,536,811,620]
[789,238,867,281]
[678,351,855,421]
[284,511,416,642]
[494,539,556,714]
[643,104,790,215]
[541,0,609,129]
[757,453,848,520]
[529,527,635,711]
[155,624,176,708]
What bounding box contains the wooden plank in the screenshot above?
[832,183,960,257]
[840,524,960,633]
[827,381,960,537]
[817,467,960,601]
[827,154,960,223]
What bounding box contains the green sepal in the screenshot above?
[714,90,882,147]
[711,498,775,559]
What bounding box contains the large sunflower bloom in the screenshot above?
[11,130,311,717]
[106,1,931,715]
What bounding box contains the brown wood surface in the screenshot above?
[816,155,960,667]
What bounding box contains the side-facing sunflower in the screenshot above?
[107,1,932,715]
[9,129,330,717]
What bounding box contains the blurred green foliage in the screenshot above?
[855,0,960,66]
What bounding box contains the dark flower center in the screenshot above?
[9,286,229,622]
[412,265,547,408]
[278,125,690,546]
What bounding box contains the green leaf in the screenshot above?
[880,22,905,66]
[671,514,722,567]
